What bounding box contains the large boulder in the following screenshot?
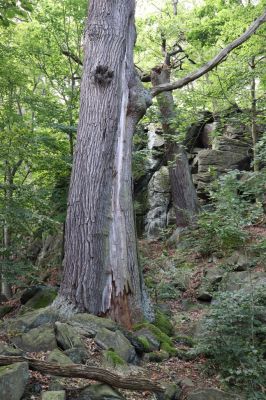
[95,328,136,364]
[69,313,116,337]
[55,322,85,350]
[134,328,160,352]
[0,343,23,356]
[64,347,89,364]
[47,349,73,365]
[12,323,57,352]
[77,384,125,400]
[0,362,29,400]
[5,308,58,335]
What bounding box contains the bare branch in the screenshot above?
[151,10,266,97]
[61,49,83,66]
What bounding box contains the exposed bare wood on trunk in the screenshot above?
[151,65,199,226]
[151,10,266,96]
[57,0,152,327]
[0,355,165,394]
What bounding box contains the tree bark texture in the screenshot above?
[0,355,165,394]
[151,65,199,226]
[57,0,152,328]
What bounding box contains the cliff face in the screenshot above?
[135,111,257,239]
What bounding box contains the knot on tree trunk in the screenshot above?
[94,65,114,85]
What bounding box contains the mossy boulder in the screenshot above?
[0,343,23,356]
[64,347,89,364]
[133,323,177,357]
[78,383,125,400]
[134,328,160,352]
[23,286,58,310]
[95,328,136,363]
[103,349,126,367]
[0,362,29,400]
[47,349,73,365]
[69,313,116,337]
[12,323,57,352]
[5,308,58,335]
[55,322,85,350]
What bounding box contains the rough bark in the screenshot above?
[151,65,199,226]
[0,355,165,393]
[57,0,152,327]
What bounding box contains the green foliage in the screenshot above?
[190,170,265,256]
[0,0,33,26]
[197,286,266,398]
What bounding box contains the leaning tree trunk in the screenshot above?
[151,65,199,227]
[55,0,152,328]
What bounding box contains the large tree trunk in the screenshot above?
[55,0,152,328]
[151,65,199,226]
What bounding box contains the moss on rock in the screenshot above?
[154,310,173,336]
[104,349,126,366]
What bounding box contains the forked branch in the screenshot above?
[151,10,266,97]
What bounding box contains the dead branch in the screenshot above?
[0,355,165,394]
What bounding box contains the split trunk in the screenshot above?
[56,0,152,328]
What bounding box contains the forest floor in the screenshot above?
[1,226,265,399]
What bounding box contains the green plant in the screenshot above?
[197,285,266,398]
[189,170,265,256]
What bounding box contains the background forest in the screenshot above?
[0,1,265,400]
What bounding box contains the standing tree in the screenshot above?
[55,0,266,327]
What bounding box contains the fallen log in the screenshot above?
[0,355,165,394]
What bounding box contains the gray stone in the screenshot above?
[95,328,136,363]
[69,313,116,337]
[41,390,66,400]
[78,384,125,400]
[145,166,171,239]
[55,322,85,350]
[196,291,213,302]
[197,267,225,301]
[225,251,255,271]
[134,328,160,352]
[0,362,29,400]
[47,349,73,365]
[5,308,58,334]
[0,342,23,356]
[64,347,89,364]
[12,323,57,352]
[187,388,238,400]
